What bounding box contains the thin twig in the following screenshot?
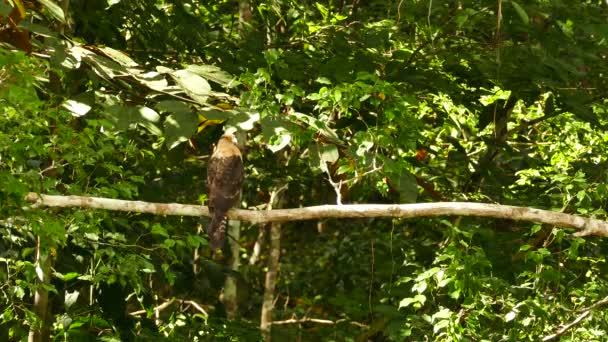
[129,298,209,317]
[541,295,608,341]
[541,311,590,341]
[575,295,608,313]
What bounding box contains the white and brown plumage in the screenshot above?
[206,133,244,249]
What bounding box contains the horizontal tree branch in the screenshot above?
[24,193,608,237]
[270,317,367,327]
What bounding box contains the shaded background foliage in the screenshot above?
[1,0,608,341]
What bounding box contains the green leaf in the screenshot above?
[319,144,339,163]
[398,297,416,308]
[333,89,342,102]
[316,77,332,85]
[62,99,92,117]
[171,69,211,105]
[151,224,169,238]
[84,233,99,241]
[136,71,170,92]
[335,164,353,175]
[65,272,81,281]
[232,109,260,131]
[98,46,138,68]
[186,64,235,87]
[164,111,197,149]
[38,0,66,23]
[510,1,529,24]
[187,234,207,248]
[71,46,126,80]
[393,171,418,203]
[157,100,190,114]
[104,105,162,135]
[267,127,292,153]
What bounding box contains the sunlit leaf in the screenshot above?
[319,144,339,163]
[164,110,197,149]
[97,46,138,67]
[62,99,91,117]
[64,290,79,308]
[267,128,292,153]
[186,64,235,86]
[171,69,211,105]
[38,0,65,23]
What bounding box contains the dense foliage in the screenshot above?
[1,0,608,340]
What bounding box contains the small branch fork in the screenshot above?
[129,298,209,317]
[541,296,608,341]
[23,192,608,237]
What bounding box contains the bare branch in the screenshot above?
[271,318,337,325]
[129,298,208,317]
[24,192,608,237]
[271,317,367,327]
[541,311,591,341]
[541,295,608,341]
[576,295,608,312]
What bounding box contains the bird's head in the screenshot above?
[220,132,238,145]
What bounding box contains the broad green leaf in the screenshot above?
[151,224,169,237]
[171,69,211,105]
[398,297,417,308]
[84,233,99,241]
[104,105,162,135]
[510,1,529,24]
[232,109,260,131]
[164,111,197,149]
[138,106,160,123]
[186,64,235,87]
[316,77,332,85]
[72,46,127,80]
[319,144,339,163]
[63,272,80,281]
[186,234,207,248]
[98,46,138,67]
[136,72,169,92]
[290,112,342,144]
[38,0,65,23]
[267,127,292,153]
[393,171,417,203]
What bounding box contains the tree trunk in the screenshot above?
[223,220,241,319]
[260,188,286,341]
[28,237,51,342]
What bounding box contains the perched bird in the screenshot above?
[206,132,244,249]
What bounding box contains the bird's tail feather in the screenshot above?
[207,211,227,250]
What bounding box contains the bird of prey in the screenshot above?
[206,132,244,249]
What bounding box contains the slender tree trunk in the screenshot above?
[223,220,241,319]
[260,188,286,341]
[249,227,266,265]
[28,237,51,342]
[260,221,281,341]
